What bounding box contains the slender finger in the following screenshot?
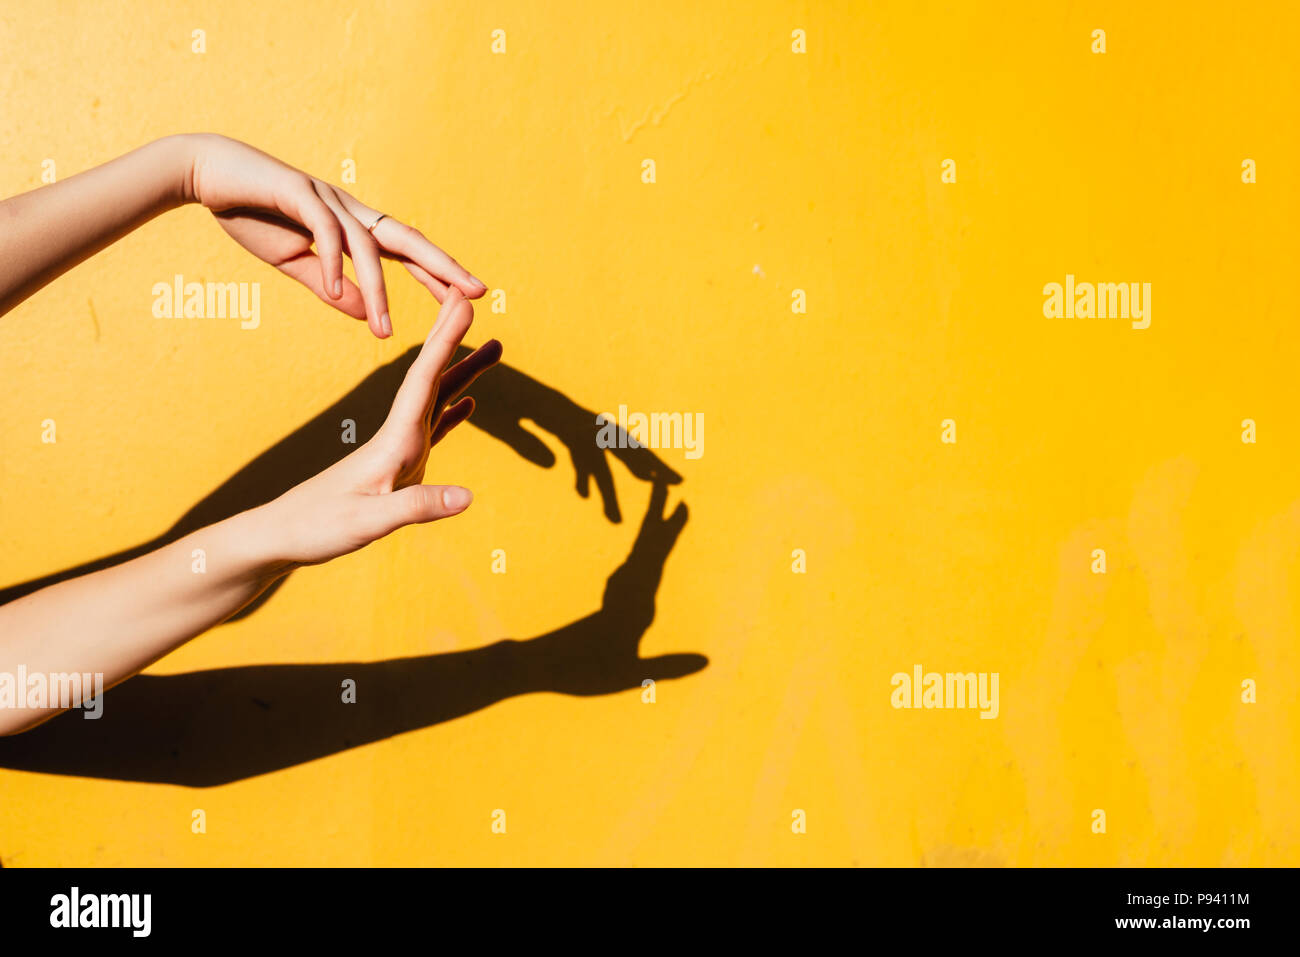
[363,485,473,539]
[634,653,709,682]
[401,259,450,304]
[640,481,670,533]
[340,198,486,299]
[286,177,344,299]
[591,456,621,523]
[388,289,473,426]
[574,465,591,499]
[432,396,475,445]
[427,342,498,428]
[435,339,502,409]
[277,253,368,319]
[314,181,391,337]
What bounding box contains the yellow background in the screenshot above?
[2,0,1298,866]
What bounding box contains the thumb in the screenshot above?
[365,484,474,539]
[636,653,709,682]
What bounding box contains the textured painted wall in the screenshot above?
[1,0,1297,865]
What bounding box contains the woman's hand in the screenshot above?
[267,287,502,565]
[182,133,486,338]
[0,287,500,734]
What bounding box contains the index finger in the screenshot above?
[334,190,486,300]
[378,219,488,300]
[388,288,474,426]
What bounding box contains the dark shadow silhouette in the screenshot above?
[0,347,704,786]
[0,484,703,787]
[0,345,682,616]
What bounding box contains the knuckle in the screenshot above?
[409,486,439,520]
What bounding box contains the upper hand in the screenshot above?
[181,133,485,338]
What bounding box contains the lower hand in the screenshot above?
[267,287,501,566]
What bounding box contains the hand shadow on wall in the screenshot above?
[0,351,705,787]
[0,345,683,615]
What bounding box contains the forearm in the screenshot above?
[0,502,293,734]
[0,134,195,316]
[0,286,484,735]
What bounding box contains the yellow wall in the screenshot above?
[2,0,1298,865]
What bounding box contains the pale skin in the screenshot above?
[0,134,501,734]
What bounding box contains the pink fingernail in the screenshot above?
[442,486,473,511]
[379,313,392,337]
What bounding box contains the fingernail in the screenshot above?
[469,276,486,290]
[332,278,342,297]
[379,313,392,337]
[442,486,473,511]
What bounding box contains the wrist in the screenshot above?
[225,502,302,583]
[151,133,202,208]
